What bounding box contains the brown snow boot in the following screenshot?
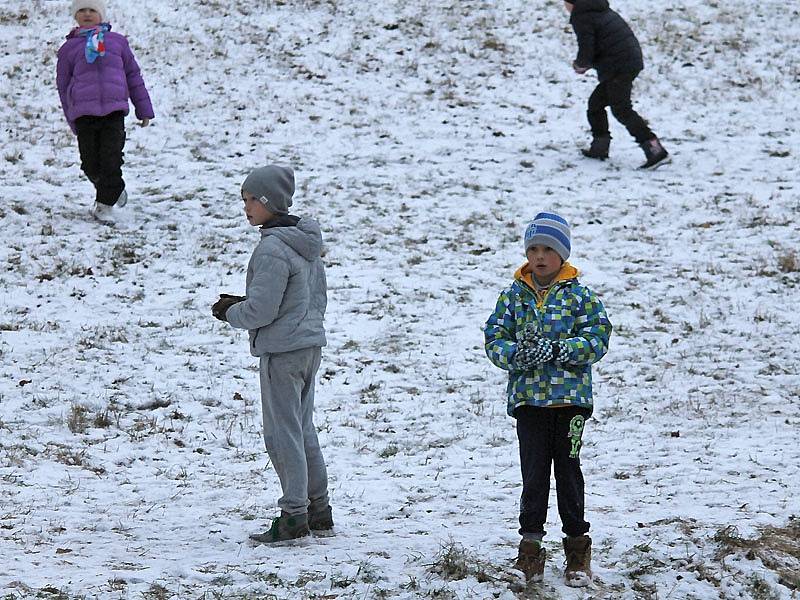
[514,539,546,583]
[563,535,592,587]
[249,511,310,544]
[639,137,670,169]
[581,135,610,160]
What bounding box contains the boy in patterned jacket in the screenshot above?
[483,212,611,587]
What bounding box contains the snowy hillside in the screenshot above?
[1,0,799,598]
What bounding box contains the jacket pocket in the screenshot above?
[251,328,259,351]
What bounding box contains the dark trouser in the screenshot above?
[75,111,126,206]
[516,405,592,538]
[587,71,654,144]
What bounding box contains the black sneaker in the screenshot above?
[249,512,310,544]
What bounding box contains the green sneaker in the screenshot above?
[308,506,334,532]
[249,512,310,544]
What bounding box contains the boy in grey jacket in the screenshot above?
[212,165,333,543]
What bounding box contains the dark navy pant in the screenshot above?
[75,111,126,206]
[587,71,654,144]
[516,405,592,538]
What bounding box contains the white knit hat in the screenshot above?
[71,0,107,22]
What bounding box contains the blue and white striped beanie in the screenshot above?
[523,212,571,261]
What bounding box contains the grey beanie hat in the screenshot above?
[241,165,295,215]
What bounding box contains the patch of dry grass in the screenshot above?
[714,518,800,591]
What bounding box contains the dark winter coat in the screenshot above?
[569,0,644,81]
[56,24,154,134]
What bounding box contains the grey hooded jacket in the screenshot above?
[226,218,327,355]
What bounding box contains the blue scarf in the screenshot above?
[78,23,110,64]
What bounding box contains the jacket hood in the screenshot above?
[572,0,610,15]
[66,22,112,39]
[261,217,323,261]
[514,261,579,290]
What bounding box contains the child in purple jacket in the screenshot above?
[56,0,154,222]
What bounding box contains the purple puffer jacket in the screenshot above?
[56,24,154,134]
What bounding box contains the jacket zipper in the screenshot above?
[97,50,105,107]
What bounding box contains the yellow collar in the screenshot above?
[514,261,579,290]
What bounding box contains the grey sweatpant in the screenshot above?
[259,346,329,515]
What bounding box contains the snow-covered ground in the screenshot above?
[1,0,799,598]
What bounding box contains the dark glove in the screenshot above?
[572,61,589,74]
[212,294,245,322]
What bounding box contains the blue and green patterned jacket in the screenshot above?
[484,262,612,417]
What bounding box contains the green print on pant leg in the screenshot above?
[568,415,585,459]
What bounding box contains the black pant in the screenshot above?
[75,112,126,206]
[516,405,592,538]
[587,71,654,144]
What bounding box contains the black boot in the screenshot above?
[581,136,610,160]
[639,137,670,169]
[308,505,334,532]
[249,512,310,544]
